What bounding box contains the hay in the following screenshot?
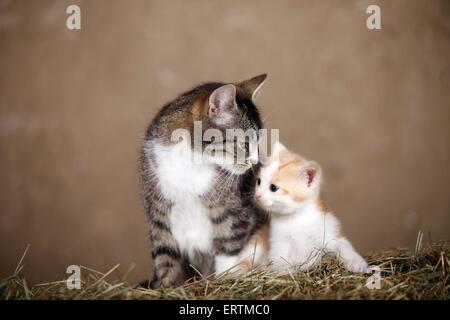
[1,241,449,300]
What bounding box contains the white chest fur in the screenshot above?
[269,204,368,274]
[151,141,216,257]
[269,203,341,270]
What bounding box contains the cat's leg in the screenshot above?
[213,235,248,277]
[212,208,266,277]
[215,225,269,276]
[148,204,183,288]
[211,208,241,276]
[329,237,368,273]
[239,224,270,271]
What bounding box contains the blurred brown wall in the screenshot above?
[0,0,449,283]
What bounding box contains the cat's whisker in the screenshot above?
[220,171,236,201]
[207,169,230,206]
[218,171,234,201]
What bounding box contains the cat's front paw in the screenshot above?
[150,275,179,289]
[344,256,368,273]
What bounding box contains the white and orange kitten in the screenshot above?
[255,142,368,274]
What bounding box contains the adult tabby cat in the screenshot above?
[139,74,269,288]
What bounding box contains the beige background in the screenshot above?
[0,0,449,284]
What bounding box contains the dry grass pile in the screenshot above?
[1,241,449,300]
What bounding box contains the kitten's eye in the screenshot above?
[257,178,261,186]
[270,184,279,192]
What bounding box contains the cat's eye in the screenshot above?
[270,184,279,192]
[257,178,261,186]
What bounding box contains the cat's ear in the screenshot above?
[238,74,267,102]
[299,161,322,188]
[208,84,237,125]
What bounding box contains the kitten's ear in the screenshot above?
[299,161,322,188]
[208,84,237,125]
[238,73,267,102]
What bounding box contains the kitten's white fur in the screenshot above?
[269,201,368,273]
[258,142,368,274]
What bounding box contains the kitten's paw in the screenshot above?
[344,256,368,273]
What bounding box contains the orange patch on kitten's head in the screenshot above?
[270,143,322,202]
[273,158,308,201]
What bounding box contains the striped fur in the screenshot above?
[139,75,269,288]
